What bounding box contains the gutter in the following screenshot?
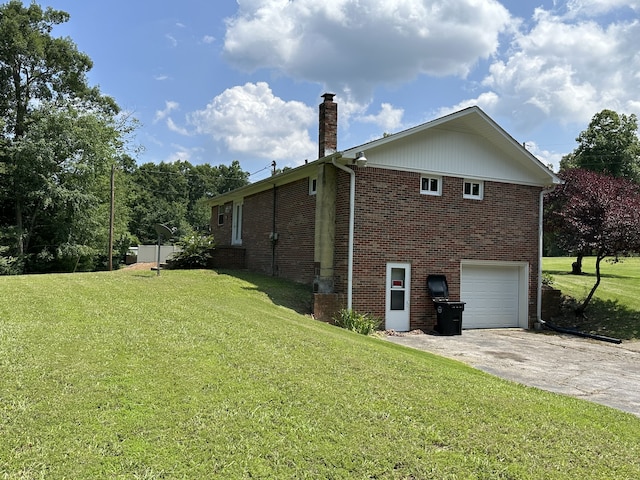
[331,155,355,310]
[537,185,556,325]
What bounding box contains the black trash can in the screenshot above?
[427,275,465,336]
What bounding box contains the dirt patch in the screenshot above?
[384,329,426,336]
[123,262,157,271]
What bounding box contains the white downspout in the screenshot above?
[538,185,556,325]
[332,157,355,310]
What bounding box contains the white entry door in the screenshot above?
[385,263,411,331]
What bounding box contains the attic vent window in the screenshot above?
[463,179,483,200]
[420,176,441,196]
[309,177,317,195]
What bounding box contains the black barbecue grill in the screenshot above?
[427,275,465,335]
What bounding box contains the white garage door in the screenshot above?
[461,264,520,329]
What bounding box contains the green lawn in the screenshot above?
[543,256,640,339]
[1,268,640,479]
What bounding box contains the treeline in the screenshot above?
[0,1,249,274]
[0,156,249,274]
[128,160,248,245]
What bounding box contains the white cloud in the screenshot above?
[526,141,564,172]
[436,92,501,118]
[165,34,178,47]
[202,35,216,44]
[359,103,404,132]
[166,118,191,136]
[164,144,204,163]
[154,101,180,123]
[154,74,170,81]
[564,0,640,18]
[223,0,512,101]
[188,82,316,162]
[450,6,640,131]
[154,101,192,136]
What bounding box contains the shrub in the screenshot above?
[333,308,381,335]
[0,246,23,275]
[168,234,215,269]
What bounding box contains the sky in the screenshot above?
[40,0,640,182]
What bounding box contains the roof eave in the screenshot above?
[207,153,342,205]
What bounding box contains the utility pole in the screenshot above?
[108,164,115,271]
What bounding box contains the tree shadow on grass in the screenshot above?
[545,269,630,280]
[551,297,640,340]
[217,269,313,315]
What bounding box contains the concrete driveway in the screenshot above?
[385,329,640,417]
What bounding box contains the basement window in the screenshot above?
[420,176,441,196]
[463,179,483,200]
[309,177,317,195]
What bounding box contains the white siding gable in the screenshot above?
[344,107,560,187]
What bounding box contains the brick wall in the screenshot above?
[241,188,274,276]
[273,179,317,283]
[214,178,316,284]
[541,286,562,320]
[210,202,233,244]
[335,167,541,331]
[313,293,346,323]
[208,246,246,269]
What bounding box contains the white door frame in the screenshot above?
[385,262,411,331]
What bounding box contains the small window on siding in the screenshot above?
[420,176,441,196]
[309,177,317,195]
[463,179,483,200]
[217,206,224,226]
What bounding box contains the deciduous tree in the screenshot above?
[559,109,640,273]
[127,160,249,244]
[560,109,640,179]
[545,168,640,317]
[0,1,125,272]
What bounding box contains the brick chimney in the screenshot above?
[318,93,337,158]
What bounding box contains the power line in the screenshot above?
[130,163,272,180]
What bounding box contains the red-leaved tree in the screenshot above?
[545,168,640,317]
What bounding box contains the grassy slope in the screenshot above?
[543,256,640,339]
[1,268,639,479]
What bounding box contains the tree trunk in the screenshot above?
[12,65,26,256]
[571,253,584,275]
[15,198,24,256]
[575,254,603,318]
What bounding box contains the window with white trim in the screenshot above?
[217,205,224,226]
[420,176,442,196]
[231,201,243,245]
[309,177,317,195]
[463,179,483,200]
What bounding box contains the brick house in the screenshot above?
[208,94,561,331]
